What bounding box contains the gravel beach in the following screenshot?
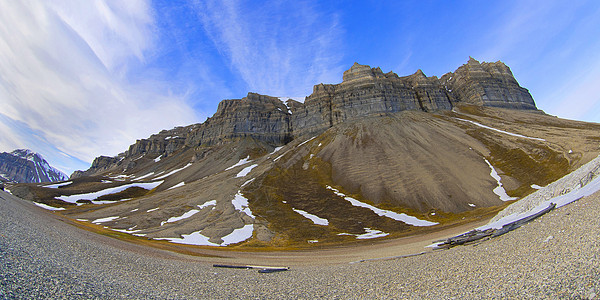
[1,189,599,299]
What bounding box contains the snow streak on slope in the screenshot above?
[167,182,185,190]
[43,181,72,188]
[57,181,163,204]
[33,202,65,211]
[154,224,255,247]
[338,228,389,239]
[484,158,518,201]
[236,164,257,178]
[154,231,219,246]
[455,118,545,141]
[154,163,192,180]
[225,156,252,170]
[232,192,255,218]
[221,224,254,246]
[161,209,200,226]
[198,200,217,209]
[326,186,438,226]
[292,208,329,225]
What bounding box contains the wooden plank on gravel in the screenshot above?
[213,264,289,273]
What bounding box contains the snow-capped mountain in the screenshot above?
[0,149,68,183]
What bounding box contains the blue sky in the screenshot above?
[1,1,599,176]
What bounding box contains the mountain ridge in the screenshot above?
[14,58,600,248]
[0,149,68,183]
[73,57,536,178]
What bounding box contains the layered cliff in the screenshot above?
[441,57,536,109]
[73,58,537,177]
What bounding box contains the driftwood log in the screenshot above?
[433,202,556,250]
[213,264,289,273]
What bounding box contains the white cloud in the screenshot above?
[194,0,344,97]
[544,59,600,123]
[0,1,199,168]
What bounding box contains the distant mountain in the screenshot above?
[12,58,600,248]
[0,149,68,183]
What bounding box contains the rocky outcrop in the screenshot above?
[441,57,536,109]
[0,149,68,183]
[74,58,538,177]
[289,63,454,136]
[185,93,293,147]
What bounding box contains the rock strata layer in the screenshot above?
[73,58,536,177]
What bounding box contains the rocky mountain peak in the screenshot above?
[0,149,68,183]
[342,62,376,82]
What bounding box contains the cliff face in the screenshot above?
[73,58,537,177]
[290,63,454,136]
[185,93,293,147]
[441,57,536,109]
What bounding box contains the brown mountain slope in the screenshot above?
[10,104,600,248]
[8,59,600,249]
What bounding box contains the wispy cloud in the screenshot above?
[0,1,199,173]
[473,1,600,122]
[194,0,344,98]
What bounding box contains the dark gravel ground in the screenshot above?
[1,189,599,299]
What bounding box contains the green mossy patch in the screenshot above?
[466,130,570,198]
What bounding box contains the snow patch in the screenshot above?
[484,158,518,201]
[111,228,142,234]
[531,184,544,190]
[226,156,251,170]
[221,224,254,245]
[298,136,316,147]
[154,163,192,180]
[154,224,254,246]
[236,164,258,178]
[270,146,284,154]
[468,203,476,207]
[455,118,545,141]
[111,174,130,181]
[167,182,185,190]
[134,172,155,181]
[154,231,219,246]
[161,209,200,226]
[232,192,255,218]
[241,178,255,188]
[43,181,72,188]
[198,200,217,209]
[154,155,163,162]
[33,202,65,211]
[326,186,438,226]
[146,207,159,212]
[292,208,329,225]
[56,181,163,205]
[92,216,119,224]
[338,228,389,239]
